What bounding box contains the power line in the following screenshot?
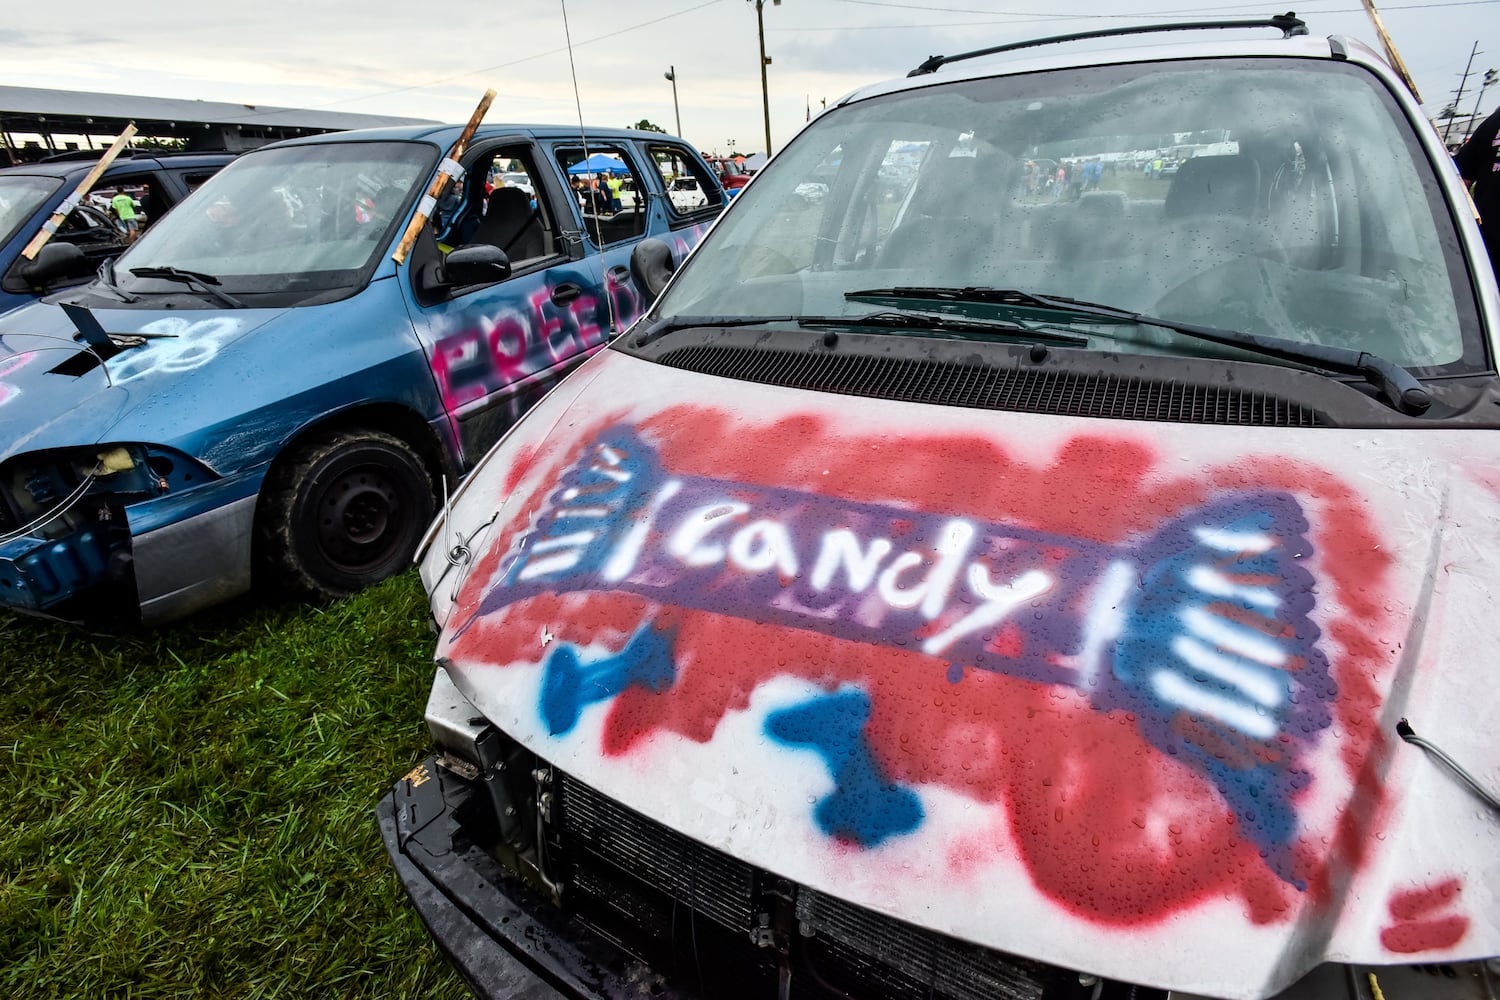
[827,0,1494,16]
[281,0,729,112]
[782,0,1495,30]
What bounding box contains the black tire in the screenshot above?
[257,429,435,601]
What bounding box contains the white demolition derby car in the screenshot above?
[380,14,1500,1000]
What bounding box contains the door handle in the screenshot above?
[550,282,582,306]
[606,265,631,285]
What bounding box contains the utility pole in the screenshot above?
[664,66,682,138]
[751,0,780,157]
[1468,67,1498,142]
[1446,41,1480,143]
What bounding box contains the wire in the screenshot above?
[284,0,729,113]
[831,0,1494,15]
[1398,718,1500,813]
[793,0,1497,29]
[0,464,102,546]
[560,0,622,337]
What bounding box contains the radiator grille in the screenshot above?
[560,773,757,932]
[797,889,1048,1000]
[656,343,1326,426]
[557,773,1059,1000]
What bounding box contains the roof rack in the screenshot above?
[36,148,143,164]
[907,11,1308,77]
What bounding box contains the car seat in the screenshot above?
[470,187,546,260]
[1165,155,1261,218]
[877,154,991,274]
[1161,154,1286,265]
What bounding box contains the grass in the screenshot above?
[0,572,468,998]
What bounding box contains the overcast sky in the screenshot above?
[3,0,1496,156]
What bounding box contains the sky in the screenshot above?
[3,0,1497,157]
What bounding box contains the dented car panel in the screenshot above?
[382,27,1499,1000]
[0,125,721,624]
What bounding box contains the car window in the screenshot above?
[649,144,724,223]
[57,204,124,242]
[115,140,435,298]
[555,145,647,247]
[179,171,218,194]
[828,137,932,268]
[441,147,560,268]
[0,174,63,246]
[656,58,1481,374]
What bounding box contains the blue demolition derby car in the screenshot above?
[0,124,722,624]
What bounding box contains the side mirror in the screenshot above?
[629,238,676,306]
[20,242,94,286]
[445,244,511,286]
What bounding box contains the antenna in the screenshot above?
[561,0,622,337]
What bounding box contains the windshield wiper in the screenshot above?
[633,314,801,346]
[635,310,1086,349]
[800,310,1087,345]
[93,258,140,303]
[129,266,244,308]
[848,287,1433,415]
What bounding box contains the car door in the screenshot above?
[641,139,726,261]
[398,138,617,465]
[543,140,667,336]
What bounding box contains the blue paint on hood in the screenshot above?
[0,298,286,464]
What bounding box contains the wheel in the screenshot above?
[256,429,435,600]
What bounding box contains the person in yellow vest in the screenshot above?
[605,172,624,213]
[110,190,140,242]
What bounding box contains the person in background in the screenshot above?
[110,189,140,242]
[605,171,624,212]
[1455,107,1500,278]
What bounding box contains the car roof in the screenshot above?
[260,123,692,152]
[0,150,237,181]
[834,32,1395,108]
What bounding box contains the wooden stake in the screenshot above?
[1357,1,1480,220]
[22,123,139,260]
[392,89,497,265]
[1359,0,1422,103]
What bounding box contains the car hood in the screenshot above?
[425,349,1500,1000]
[0,300,287,463]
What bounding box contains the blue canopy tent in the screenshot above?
[567,152,627,175]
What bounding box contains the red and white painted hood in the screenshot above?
[424,349,1500,1000]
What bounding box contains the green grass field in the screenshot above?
[0,572,468,998]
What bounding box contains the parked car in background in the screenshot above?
[0,151,233,315]
[0,124,723,625]
[497,171,535,196]
[709,155,751,196]
[667,174,708,211]
[383,14,1499,1000]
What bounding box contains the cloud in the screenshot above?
[2,0,1490,153]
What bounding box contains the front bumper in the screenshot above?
[383,750,1500,1000]
[380,747,1109,1000]
[378,757,686,1000]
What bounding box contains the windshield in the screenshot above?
[653,58,1482,373]
[0,175,63,247]
[116,140,436,297]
